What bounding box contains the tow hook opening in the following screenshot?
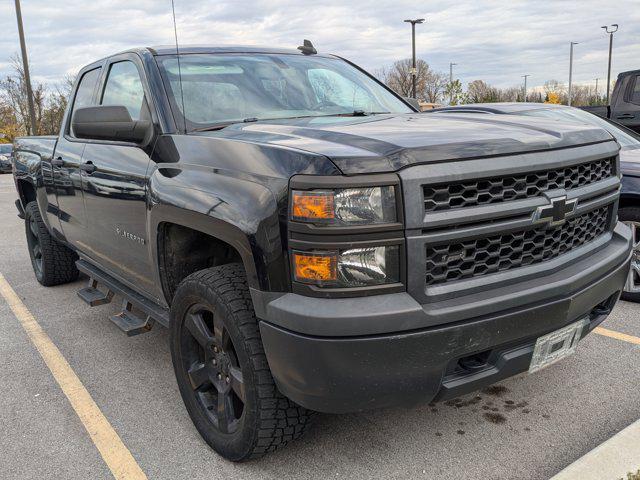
[589,293,618,321]
[457,350,492,373]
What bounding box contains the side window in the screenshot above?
[69,67,101,136]
[308,68,374,111]
[631,75,640,105]
[101,61,146,120]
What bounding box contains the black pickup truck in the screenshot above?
[12,45,632,461]
[581,69,640,133]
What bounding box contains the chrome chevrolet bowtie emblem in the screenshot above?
[533,195,578,228]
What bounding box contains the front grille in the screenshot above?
[425,206,609,286]
[423,157,614,212]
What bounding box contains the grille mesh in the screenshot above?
[425,206,610,286]
[423,157,614,212]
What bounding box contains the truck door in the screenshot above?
[53,65,103,245]
[613,73,640,133]
[79,55,157,298]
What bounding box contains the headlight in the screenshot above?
[293,245,400,287]
[291,186,396,225]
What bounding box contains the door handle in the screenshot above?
[616,113,635,119]
[80,162,96,173]
[51,157,64,167]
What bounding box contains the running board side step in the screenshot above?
[75,259,170,333]
[110,300,155,337]
[78,278,114,306]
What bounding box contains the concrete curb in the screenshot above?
[551,419,640,480]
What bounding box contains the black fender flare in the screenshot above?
[147,169,289,305]
[620,175,640,210]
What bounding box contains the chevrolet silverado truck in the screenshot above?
[12,45,633,461]
[581,69,640,134]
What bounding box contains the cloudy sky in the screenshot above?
[0,0,638,92]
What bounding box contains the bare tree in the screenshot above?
[497,86,522,102]
[379,59,447,103]
[0,56,76,137]
[423,70,448,103]
[467,80,500,103]
[0,55,48,135]
[39,74,76,135]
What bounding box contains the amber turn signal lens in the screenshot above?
[293,252,337,283]
[291,191,335,221]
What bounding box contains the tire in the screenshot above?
[24,201,79,286]
[170,263,314,461]
[619,207,640,303]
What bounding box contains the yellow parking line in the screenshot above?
[0,274,147,480]
[594,326,640,346]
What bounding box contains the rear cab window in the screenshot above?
[630,75,640,105]
[69,67,101,137]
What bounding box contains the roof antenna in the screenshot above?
[297,39,317,55]
[171,0,187,133]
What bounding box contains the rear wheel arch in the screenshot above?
[620,192,640,210]
[23,201,79,286]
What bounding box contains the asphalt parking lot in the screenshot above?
[0,173,638,480]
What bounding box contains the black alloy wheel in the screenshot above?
[23,201,78,286]
[170,264,313,461]
[180,303,246,434]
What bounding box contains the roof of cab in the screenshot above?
[75,44,335,79]
[146,44,331,57]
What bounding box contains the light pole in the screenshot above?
[449,62,457,105]
[601,24,618,104]
[522,75,530,102]
[404,18,425,99]
[13,0,37,136]
[568,42,578,106]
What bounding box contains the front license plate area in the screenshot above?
[529,318,590,374]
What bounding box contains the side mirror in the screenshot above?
[72,105,151,144]
[403,97,421,111]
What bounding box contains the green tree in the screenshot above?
[444,79,465,105]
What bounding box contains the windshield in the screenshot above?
[0,144,12,154]
[517,107,640,149]
[156,53,411,130]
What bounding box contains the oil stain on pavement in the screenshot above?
[432,384,545,432]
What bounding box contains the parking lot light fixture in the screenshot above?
[449,62,457,105]
[568,42,578,106]
[601,24,619,104]
[522,74,530,102]
[404,18,425,99]
[13,0,38,135]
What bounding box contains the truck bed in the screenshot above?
[580,105,610,119]
[14,136,58,160]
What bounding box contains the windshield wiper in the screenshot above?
[325,110,392,117]
[193,117,260,132]
[193,112,392,132]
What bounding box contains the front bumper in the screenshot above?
[258,223,632,413]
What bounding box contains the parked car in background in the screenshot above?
[0,143,13,173]
[431,103,640,301]
[580,69,640,134]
